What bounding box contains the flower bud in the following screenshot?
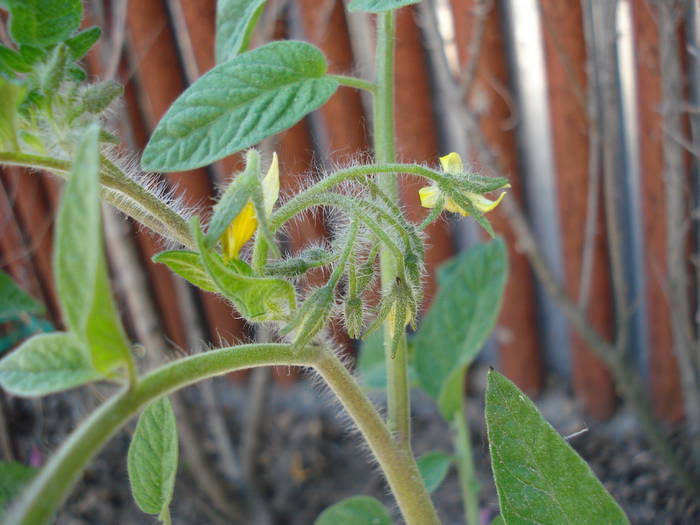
[344,295,364,339]
[282,286,334,352]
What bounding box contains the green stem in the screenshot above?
[0,151,194,248]
[373,9,411,450]
[454,393,480,525]
[315,349,440,525]
[5,343,320,525]
[328,74,378,94]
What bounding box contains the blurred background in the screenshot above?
[1,0,699,523]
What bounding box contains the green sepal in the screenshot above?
[205,149,259,247]
[152,250,217,292]
[193,218,296,322]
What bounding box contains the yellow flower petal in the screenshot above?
[418,185,441,209]
[262,152,279,217]
[467,191,507,213]
[222,201,257,259]
[439,152,463,175]
[444,197,469,216]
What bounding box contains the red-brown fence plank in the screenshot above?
[450,0,543,395]
[630,0,683,421]
[539,0,616,419]
[125,0,246,345]
[0,169,61,320]
[395,6,454,310]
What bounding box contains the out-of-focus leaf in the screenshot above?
[417,451,453,493]
[7,0,82,47]
[314,496,393,525]
[0,270,44,323]
[347,0,420,13]
[414,239,507,419]
[0,333,100,396]
[0,461,36,506]
[215,0,266,63]
[64,26,101,59]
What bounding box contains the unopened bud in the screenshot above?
[83,80,123,113]
[282,286,334,352]
[344,295,364,339]
[264,247,335,277]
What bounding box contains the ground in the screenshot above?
[5,363,699,524]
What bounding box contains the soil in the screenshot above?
[5,363,699,525]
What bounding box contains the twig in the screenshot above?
[657,0,700,436]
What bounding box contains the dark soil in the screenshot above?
[4,364,699,525]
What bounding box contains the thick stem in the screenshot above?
[0,151,194,248]
[454,396,480,525]
[314,349,440,525]
[5,344,320,525]
[373,9,411,449]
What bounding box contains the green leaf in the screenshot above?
[0,78,23,151]
[0,333,100,396]
[0,461,36,507]
[357,328,418,391]
[216,0,266,63]
[127,397,178,518]
[205,149,259,246]
[64,26,101,60]
[0,45,32,72]
[193,221,296,321]
[347,0,420,13]
[414,239,507,417]
[489,516,505,525]
[436,366,465,421]
[314,496,393,525]
[0,270,44,323]
[142,41,338,172]
[417,451,453,493]
[54,124,132,373]
[153,250,217,292]
[7,0,83,47]
[485,370,629,525]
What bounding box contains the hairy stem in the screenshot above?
[0,151,194,248]
[5,344,320,525]
[328,74,378,94]
[314,349,440,525]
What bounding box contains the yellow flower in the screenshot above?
[221,153,279,259]
[418,152,508,216]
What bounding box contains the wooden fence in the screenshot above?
[1,0,698,422]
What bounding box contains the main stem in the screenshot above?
[315,350,440,525]
[455,395,480,525]
[374,9,411,451]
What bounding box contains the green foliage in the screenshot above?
[347,0,421,13]
[7,0,82,47]
[215,0,266,63]
[127,397,179,520]
[0,79,22,149]
[414,239,507,419]
[0,270,44,322]
[153,250,217,292]
[53,125,132,374]
[0,333,100,396]
[314,495,393,525]
[194,220,296,322]
[141,41,338,171]
[357,328,417,391]
[417,451,453,493]
[485,370,629,524]
[64,26,101,59]
[0,461,36,507]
